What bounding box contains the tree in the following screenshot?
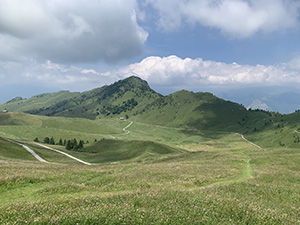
[78,140,84,149]
[73,138,78,148]
[34,137,39,142]
[44,137,50,144]
[50,137,55,145]
[58,138,63,146]
[66,140,72,150]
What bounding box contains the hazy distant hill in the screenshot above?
[217,86,300,114]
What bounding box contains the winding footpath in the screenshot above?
[239,134,262,149]
[123,121,133,134]
[3,138,48,163]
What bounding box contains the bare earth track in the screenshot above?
[35,143,91,165]
[3,138,48,163]
[3,138,91,165]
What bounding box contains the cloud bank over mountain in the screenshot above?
[2,55,300,96]
[115,55,300,90]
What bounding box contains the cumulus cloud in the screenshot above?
[110,55,300,90]
[1,55,300,99]
[146,0,300,38]
[0,0,148,63]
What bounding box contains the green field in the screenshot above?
[1,113,300,224]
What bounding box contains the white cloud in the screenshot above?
[1,55,300,98]
[110,55,300,89]
[0,0,148,63]
[146,0,300,38]
[81,69,100,76]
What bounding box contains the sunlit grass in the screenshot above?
[1,114,300,223]
[1,146,300,224]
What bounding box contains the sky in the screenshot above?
[1,0,300,105]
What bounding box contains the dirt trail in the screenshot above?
[3,138,91,165]
[3,138,48,163]
[36,143,91,165]
[238,134,262,149]
[123,121,133,134]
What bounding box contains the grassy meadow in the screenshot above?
[1,112,300,224]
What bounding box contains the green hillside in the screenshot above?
[0,91,79,113]
[245,110,300,148]
[0,76,161,119]
[1,118,300,223]
[0,112,122,142]
[75,138,185,163]
[0,138,36,161]
[0,76,272,133]
[1,107,300,223]
[2,76,300,149]
[136,90,271,133]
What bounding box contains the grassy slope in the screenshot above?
[45,76,161,119]
[244,111,300,148]
[136,90,271,133]
[1,76,284,151]
[1,112,300,223]
[76,139,185,163]
[0,138,36,161]
[0,76,271,134]
[0,112,122,142]
[1,137,300,223]
[0,76,161,120]
[0,91,79,112]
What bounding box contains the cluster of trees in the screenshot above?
[99,98,138,116]
[65,139,84,150]
[34,137,86,151]
[293,133,300,143]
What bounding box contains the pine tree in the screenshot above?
[66,140,72,150]
[58,138,63,146]
[44,137,50,144]
[50,137,55,145]
[78,140,84,149]
[73,138,78,149]
[34,137,39,142]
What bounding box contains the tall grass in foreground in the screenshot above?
[1,146,300,224]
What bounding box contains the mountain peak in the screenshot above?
[107,76,156,95]
[121,75,150,87]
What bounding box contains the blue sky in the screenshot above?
[1,0,300,104]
